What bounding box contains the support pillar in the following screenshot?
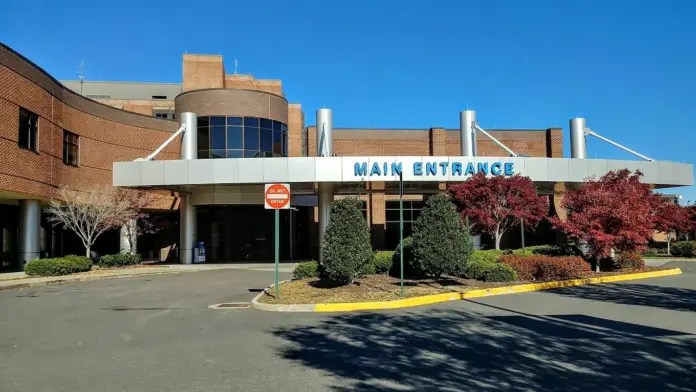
[119,219,137,254]
[460,110,477,157]
[179,112,198,264]
[569,118,587,159]
[316,108,333,261]
[18,199,41,270]
[460,110,481,249]
[569,117,592,265]
[180,195,196,264]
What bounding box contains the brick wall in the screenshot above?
[224,74,283,96]
[287,104,304,157]
[182,54,225,92]
[0,53,179,209]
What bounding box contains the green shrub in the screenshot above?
[25,255,93,277]
[612,252,645,271]
[510,245,581,257]
[322,198,373,284]
[462,258,517,282]
[482,263,517,282]
[390,237,424,278]
[100,253,142,268]
[293,260,319,279]
[362,261,376,275]
[469,250,504,266]
[671,241,696,257]
[411,194,473,279]
[373,251,395,275]
[462,258,495,280]
[511,248,534,257]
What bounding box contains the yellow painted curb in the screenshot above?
[314,268,682,312]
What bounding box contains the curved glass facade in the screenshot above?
[197,116,288,158]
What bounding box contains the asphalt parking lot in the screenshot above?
[1,262,695,392]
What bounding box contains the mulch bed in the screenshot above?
[258,266,670,305]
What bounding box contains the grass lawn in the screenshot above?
[258,267,669,305]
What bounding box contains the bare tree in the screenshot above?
[113,189,159,254]
[46,185,130,257]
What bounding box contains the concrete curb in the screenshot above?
[251,268,683,313]
[0,270,182,291]
[250,279,316,312]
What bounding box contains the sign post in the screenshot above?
[265,183,291,299]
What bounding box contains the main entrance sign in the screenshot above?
[354,161,515,177]
[264,183,291,209]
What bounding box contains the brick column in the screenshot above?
[369,182,386,250]
[429,127,447,156]
[546,128,564,158]
[287,104,304,157]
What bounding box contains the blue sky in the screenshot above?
[2,0,695,200]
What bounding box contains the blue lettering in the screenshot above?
[354,162,368,177]
[504,162,514,176]
[465,162,475,175]
[452,162,463,176]
[438,162,448,175]
[491,162,502,175]
[383,162,388,176]
[413,162,423,175]
[370,162,382,176]
[425,162,438,176]
[390,162,402,176]
[477,162,489,175]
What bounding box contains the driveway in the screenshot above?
[1,263,695,391]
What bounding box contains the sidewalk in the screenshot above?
[0,263,298,291]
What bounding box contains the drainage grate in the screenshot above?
[208,302,251,309]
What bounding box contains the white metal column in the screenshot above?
[460,110,481,250]
[180,112,198,264]
[317,108,333,261]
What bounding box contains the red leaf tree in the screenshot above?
[447,173,548,250]
[652,198,693,254]
[552,169,655,261]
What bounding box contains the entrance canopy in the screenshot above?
[113,156,693,190]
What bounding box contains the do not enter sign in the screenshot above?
[264,183,291,209]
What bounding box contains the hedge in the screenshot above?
[373,251,395,275]
[482,263,517,282]
[469,250,504,265]
[671,241,696,258]
[499,255,591,281]
[509,245,580,257]
[293,260,319,279]
[100,253,142,268]
[612,252,645,271]
[25,255,93,277]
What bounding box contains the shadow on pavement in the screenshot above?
[550,283,696,312]
[272,307,696,391]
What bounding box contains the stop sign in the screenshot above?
[264,183,291,209]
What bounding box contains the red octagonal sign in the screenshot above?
[265,183,291,209]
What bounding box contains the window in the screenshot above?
[385,200,423,249]
[152,95,167,100]
[62,130,79,166]
[154,110,174,119]
[18,108,38,151]
[196,116,288,159]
